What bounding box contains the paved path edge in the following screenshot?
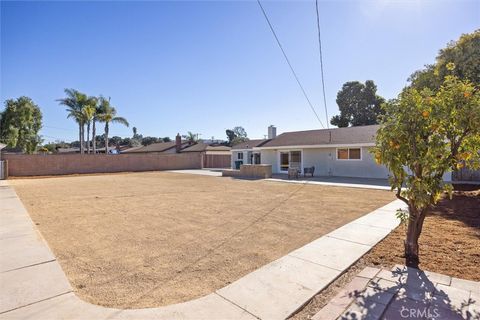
[0,180,406,320]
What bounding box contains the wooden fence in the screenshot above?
[1,153,203,177]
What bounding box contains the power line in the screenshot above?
[256,0,325,129]
[315,0,330,129]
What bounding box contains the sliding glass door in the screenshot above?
[279,151,302,172]
[280,152,289,172]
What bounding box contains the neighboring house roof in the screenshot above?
[121,146,143,153]
[182,143,231,153]
[181,142,209,152]
[259,125,380,148]
[122,141,190,153]
[57,147,80,153]
[0,143,6,150]
[232,139,270,150]
[56,146,120,154]
[206,145,231,152]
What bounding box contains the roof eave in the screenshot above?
[252,142,375,150]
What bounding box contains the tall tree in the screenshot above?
[57,89,91,154]
[409,30,480,91]
[330,80,385,127]
[82,102,96,154]
[226,126,248,146]
[97,97,129,153]
[91,97,104,154]
[182,131,198,144]
[373,67,480,267]
[131,126,142,147]
[0,96,42,154]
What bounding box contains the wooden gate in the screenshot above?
[203,154,231,168]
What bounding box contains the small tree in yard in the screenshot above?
[373,65,480,268]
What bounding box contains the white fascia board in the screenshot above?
[253,142,375,151]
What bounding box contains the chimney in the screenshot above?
[175,133,181,153]
[268,125,277,139]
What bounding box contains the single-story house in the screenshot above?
[231,125,391,179]
[231,139,271,169]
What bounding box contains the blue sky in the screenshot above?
[1,0,479,142]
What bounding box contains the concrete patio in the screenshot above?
[1,180,406,319]
[312,265,480,320]
[269,175,391,190]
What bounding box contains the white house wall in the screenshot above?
[261,147,389,179]
[260,150,277,171]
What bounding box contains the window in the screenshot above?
[337,148,361,160]
[280,152,289,171]
[349,148,361,159]
[237,152,243,160]
[337,149,348,160]
[254,153,261,164]
[290,151,301,163]
[280,151,302,171]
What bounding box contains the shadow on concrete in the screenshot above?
[271,175,391,188]
[342,266,478,319]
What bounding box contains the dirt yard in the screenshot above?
[292,186,480,319]
[11,172,394,308]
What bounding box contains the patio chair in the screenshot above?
[288,162,301,179]
[303,166,315,177]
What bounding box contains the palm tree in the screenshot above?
[97,97,129,153]
[82,102,96,154]
[183,131,198,144]
[91,99,102,154]
[57,89,89,154]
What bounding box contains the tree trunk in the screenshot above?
[92,120,96,154]
[80,124,85,154]
[86,121,91,154]
[78,123,83,154]
[104,122,109,155]
[404,204,427,268]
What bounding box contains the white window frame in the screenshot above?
[336,147,362,161]
[237,152,244,160]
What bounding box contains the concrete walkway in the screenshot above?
[0,180,405,320]
[168,169,392,191]
[312,265,480,320]
[267,176,391,191]
[166,169,223,177]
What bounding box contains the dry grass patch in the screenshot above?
[11,171,394,308]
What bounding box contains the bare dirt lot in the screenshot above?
[292,186,480,319]
[11,172,394,308]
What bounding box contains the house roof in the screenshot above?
[206,145,231,152]
[260,125,380,148]
[122,141,190,153]
[181,142,209,152]
[121,146,143,153]
[232,139,270,150]
[182,143,231,152]
[0,143,6,150]
[57,147,80,153]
